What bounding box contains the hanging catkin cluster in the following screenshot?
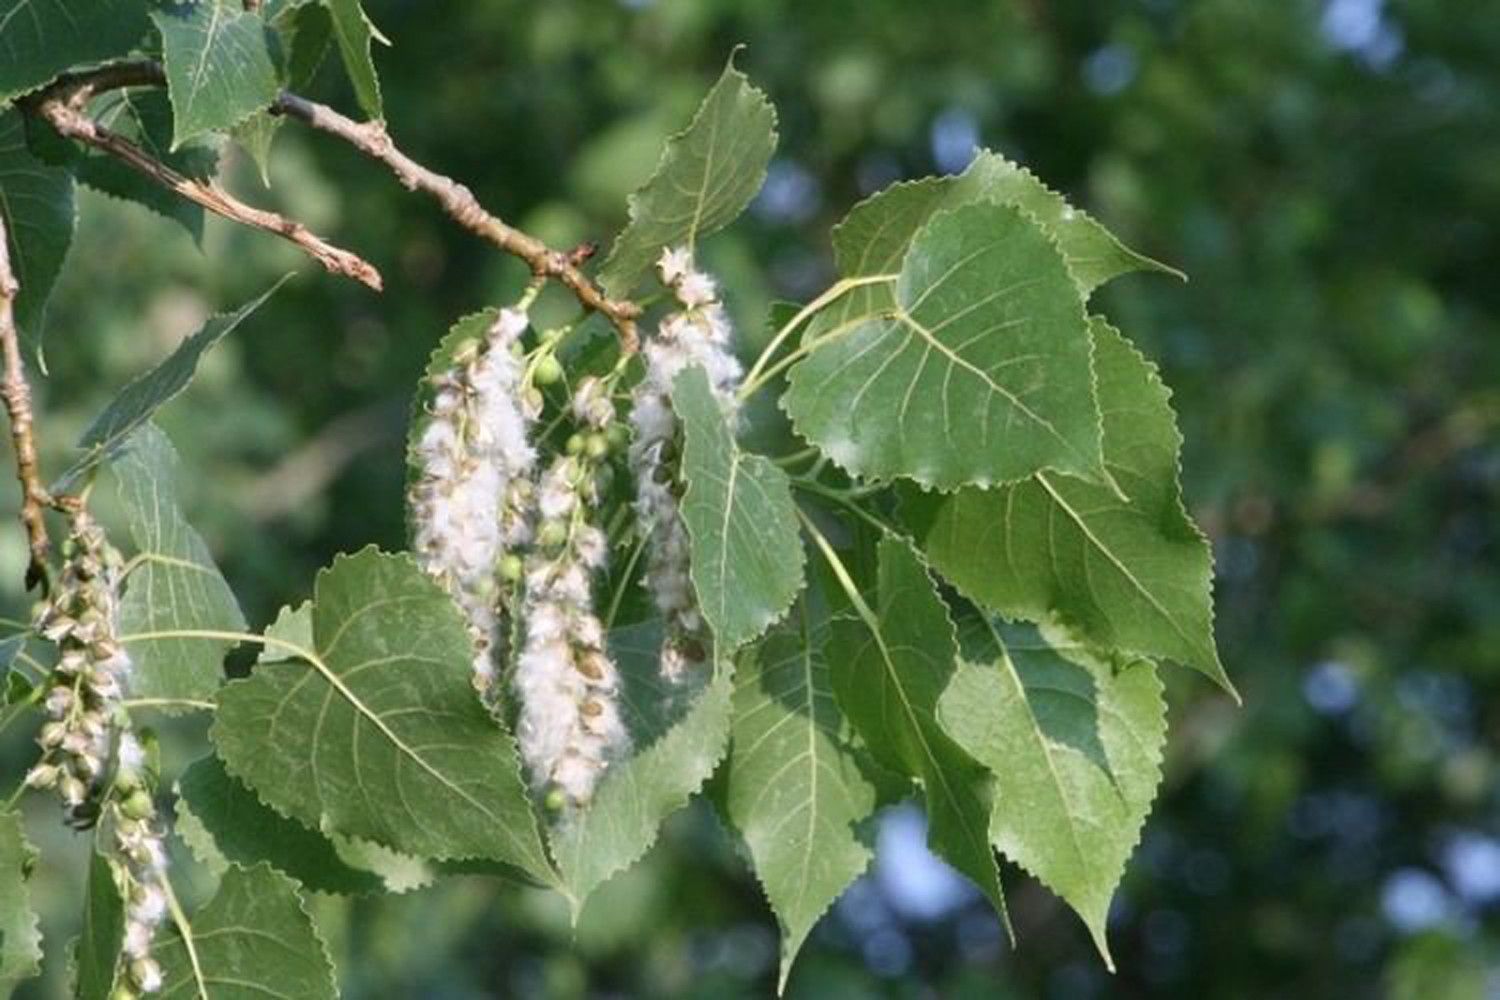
[27,512,170,995]
[409,306,537,696]
[629,247,741,681]
[513,377,629,806]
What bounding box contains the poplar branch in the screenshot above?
[26,60,643,351]
[23,77,383,291]
[0,217,59,590]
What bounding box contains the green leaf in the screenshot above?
[211,547,555,882]
[718,603,878,991]
[813,151,1177,325]
[154,864,336,1000]
[0,0,152,104]
[235,2,333,183]
[152,0,280,147]
[938,618,1165,968]
[0,809,41,993]
[176,753,384,896]
[549,622,733,916]
[785,200,1103,490]
[0,108,74,353]
[904,319,1234,695]
[828,536,1008,922]
[322,0,385,120]
[599,57,777,297]
[59,277,288,488]
[76,90,218,240]
[953,151,1184,295]
[113,423,247,705]
[74,852,125,1000]
[673,364,804,651]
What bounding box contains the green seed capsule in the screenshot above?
[111,986,138,1000]
[534,355,564,386]
[538,521,568,548]
[605,424,629,450]
[525,387,545,412]
[121,789,154,821]
[544,787,567,812]
[585,433,609,460]
[566,433,585,455]
[499,554,525,582]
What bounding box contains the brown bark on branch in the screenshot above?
[22,75,383,291]
[0,217,61,590]
[26,60,643,351]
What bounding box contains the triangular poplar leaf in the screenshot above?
[952,151,1184,294]
[322,0,387,120]
[0,809,42,993]
[113,424,247,704]
[154,864,336,1000]
[718,604,878,992]
[673,364,804,651]
[152,0,281,147]
[234,2,332,183]
[0,109,75,354]
[71,90,217,240]
[599,56,777,297]
[828,536,1008,923]
[58,277,288,489]
[904,318,1234,695]
[0,0,152,105]
[230,112,281,187]
[176,754,384,896]
[811,151,1177,331]
[785,201,1104,489]
[73,852,125,1000]
[210,547,556,881]
[938,618,1166,968]
[549,623,733,917]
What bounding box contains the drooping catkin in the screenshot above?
[628,247,741,681]
[28,512,170,994]
[513,378,629,806]
[408,306,537,697]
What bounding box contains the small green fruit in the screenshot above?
[534,355,564,385]
[585,433,609,460]
[499,554,525,582]
[566,433,585,455]
[538,521,568,548]
[121,789,154,821]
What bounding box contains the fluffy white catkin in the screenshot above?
[514,381,629,805]
[628,246,741,681]
[408,307,536,696]
[30,512,170,994]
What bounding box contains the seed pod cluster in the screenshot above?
[28,512,169,995]
[628,246,741,681]
[513,378,630,806]
[409,306,538,697]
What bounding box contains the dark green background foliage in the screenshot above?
[2,0,1496,996]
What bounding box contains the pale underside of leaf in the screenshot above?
[0,808,42,993]
[674,364,805,651]
[210,547,556,883]
[719,604,877,991]
[939,617,1166,967]
[154,864,338,1000]
[114,423,247,704]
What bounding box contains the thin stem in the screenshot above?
[605,532,649,630]
[771,446,819,469]
[795,507,881,634]
[737,310,890,401]
[0,215,64,590]
[163,878,209,1000]
[120,697,217,712]
[740,274,896,390]
[792,480,894,535]
[25,90,382,291]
